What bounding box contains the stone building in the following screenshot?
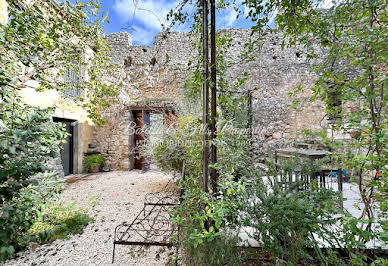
[90,29,344,171]
[3,0,346,175]
[93,32,187,171]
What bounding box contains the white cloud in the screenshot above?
[268,9,278,25]
[113,0,180,30]
[225,8,238,27]
[128,25,156,45]
[216,6,238,28]
[319,0,342,8]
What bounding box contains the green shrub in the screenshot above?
[83,154,105,170]
[0,94,66,263]
[242,178,341,264]
[28,203,93,243]
[172,174,244,266]
[0,173,92,262]
[181,229,241,266]
[152,115,202,173]
[0,172,64,261]
[0,105,66,204]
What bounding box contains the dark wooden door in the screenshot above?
[133,111,145,170]
[132,111,151,170]
[53,118,74,176]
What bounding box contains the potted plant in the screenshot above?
[84,154,104,173]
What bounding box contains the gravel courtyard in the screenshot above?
[5,170,177,266]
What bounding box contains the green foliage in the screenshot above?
[371,258,388,266]
[183,68,202,101]
[0,172,92,262]
[0,85,67,263]
[152,115,202,173]
[282,0,387,247]
[152,113,248,265]
[88,194,100,208]
[0,172,64,261]
[0,0,118,125]
[154,13,261,264]
[0,104,66,203]
[241,157,385,264]
[172,172,244,266]
[241,0,388,256]
[83,154,105,170]
[181,227,241,266]
[243,174,342,264]
[0,1,117,259]
[0,1,118,261]
[28,203,93,243]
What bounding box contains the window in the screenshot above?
[64,61,82,99]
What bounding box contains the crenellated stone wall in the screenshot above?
[93,29,333,170]
[103,32,133,66]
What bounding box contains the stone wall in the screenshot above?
[92,103,131,170]
[103,32,132,66]
[103,31,193,102]
[94,29,333,170]
[218,29,326,149]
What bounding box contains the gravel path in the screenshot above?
[5,170,177,266]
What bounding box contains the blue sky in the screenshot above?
[67,0,333,46]
[90,0,257,46]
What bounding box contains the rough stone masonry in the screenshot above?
[94,29,335,170]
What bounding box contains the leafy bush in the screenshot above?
[155,116,381,264]
[0,105,66,204]
[172,174,244,266]
[152,114,250,265]
[152,115,202,174]
[0,94,67,262]
[181,228,241,266]
[83,154,105,171]
[28,203,93,243]
[0,173,93,262]
[0,172,64,261]
[151,8,387,261]
[242,175,342,264]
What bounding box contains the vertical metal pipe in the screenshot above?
[210,0,217,193]
[202,0,209,193]
[248,90,253,160]
[112,243,116,263]
[338,167,343,209]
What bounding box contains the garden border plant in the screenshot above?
[84,154,105,173]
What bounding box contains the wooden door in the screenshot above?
[133,111,144,170]
[53,118,74,176]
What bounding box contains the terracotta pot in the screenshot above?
[89,165,100,173]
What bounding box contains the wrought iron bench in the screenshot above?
[143,176,181,208]
[112,197,178,263]
[112,164,185,263]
